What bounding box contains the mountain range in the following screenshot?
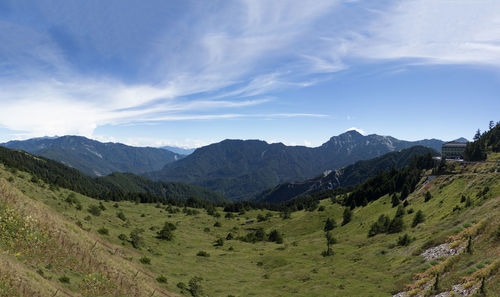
[146,131,444,200]
[1,136,183,177]
[254,145,438,203]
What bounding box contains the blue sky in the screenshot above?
[0,0,499,148]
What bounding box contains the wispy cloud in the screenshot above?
[348,0,500,66]
[0,0,499,140]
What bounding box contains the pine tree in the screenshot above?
[342,208,352,226]
[324,218,336,231]
[391,193,400,208]
[322,232,336,256]
[474,129,481,141]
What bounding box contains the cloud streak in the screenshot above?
[0,0,499,139]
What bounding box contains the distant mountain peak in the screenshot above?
[452,137,469,143]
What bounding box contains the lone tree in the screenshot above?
[322,231,337,256]
[324,218,337,231]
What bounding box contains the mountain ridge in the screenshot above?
[1,135,183,177]
[146,131,446,200]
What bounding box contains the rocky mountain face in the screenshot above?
[146,131,444,200]
[1,136,183,177]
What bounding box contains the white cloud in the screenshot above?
[1,0,499,141]
[349,0,500,66]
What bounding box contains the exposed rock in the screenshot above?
[421,243,464,261]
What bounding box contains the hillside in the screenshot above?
[147,131,444,200]
[1,147,498,296]
[255,146,439,203]
[0,145,225,203]
[1,136,183,177]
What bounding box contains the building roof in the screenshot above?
[442,141,467,148]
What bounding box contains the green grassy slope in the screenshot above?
[0,161,499,296]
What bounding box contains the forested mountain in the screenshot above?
[0,146,224,203]
[1,136,183,176]
[254,146,439,203]
[146,131,443,200]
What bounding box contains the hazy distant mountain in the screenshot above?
[452,137,469,143]
[146,131,444,200]
[254,146,438,203]
[160,146,196,155]
[1,136,183,177]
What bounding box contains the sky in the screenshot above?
[0,0,499,148]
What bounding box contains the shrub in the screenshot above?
[424,191,432,202]
[197,251,210,257]
[58,275,70,283]
[318,206,325,211]
[203,227,210,232]
[213,221,221,227]
[118,233,128,241]
[214,238,224,247]
[87,205,101,216]
[97,227,109,235]
[188,276,203,297]
[156,275,168,283]
[139,257,151,265]
[268,229,283,244]
[226,233,233,240]
[397,234,413,246]
[157,222,176,241]
[177,282,187,290]
[98,202,106,211]
[412,210,425,227]
[130,228,144,249]
[116,211,127,221]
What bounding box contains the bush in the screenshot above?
[397,234,413,246]
[268,229,283,244]
[98,202,106,211]
[116,211,127,221]
[197,251,210,257]
[87,205,101,216]
[130,228,144,249]
[156,275,168,283]
[188,276,204,297]
[58,275,70,283]
[214,238,224,247]
[412,210,425,227]
[203,227,210,232]
[157,222,176,241]
[213,221,221,227]
[118,233,128,241]
[226,233,233,240]
[424,191,432,202]
[177,282,187,290]
[139,257,151,264]
[97,227,109,235]
[240,228,266,243]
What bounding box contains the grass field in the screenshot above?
[0,161,499,296]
